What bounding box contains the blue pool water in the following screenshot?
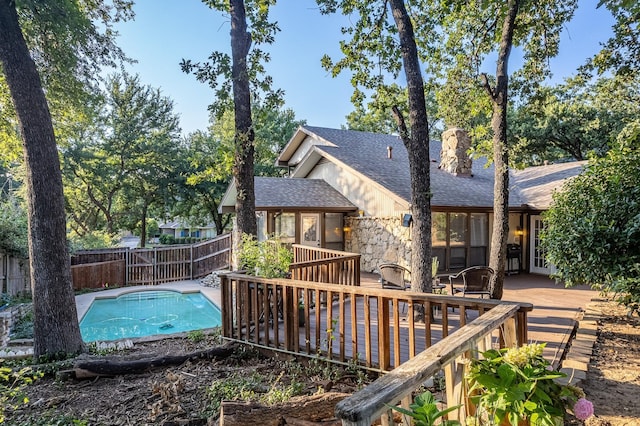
[80,290,221,342]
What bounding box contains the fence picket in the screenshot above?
[70,234,231,289]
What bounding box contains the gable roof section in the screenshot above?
[511,161,587,210]
[219,177,358,213]
[289,126,584,210]
[293,126,497,208]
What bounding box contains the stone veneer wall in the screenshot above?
[345,216,412,272]
[0,304,30,347]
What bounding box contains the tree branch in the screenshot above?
[481,73,496,101]
[391,105,409,142]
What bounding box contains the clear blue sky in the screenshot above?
[113,0,615,136]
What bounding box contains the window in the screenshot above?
[275,213,295,244]
[449,213,468,246]
[470,213,488,266]
[430,212,489,270]
[432,213,447,246]
[324,213,344,250]
[256,211,267,241]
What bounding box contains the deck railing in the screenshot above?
[335,303,524,425]
[290,245,361,286]
[71,233,231,288]
[219,272,531,372]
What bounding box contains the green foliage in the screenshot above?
[542,136,640,312]
[0,362,43,423]
[0,196,28,257]
[583,1,640,77]
[67,230,117,252]
[206,371,304,417]
[510,75,640,165]
[1,0,133,169]
[345,83,443,140]
[171,102,303,236]
[467,344,584,426]
[9,306,34,340]
[181,1,282,120]
[388,390,461,426]
[159,234,176,245]
[187,330,206,343]
[237,234,293,278]
[63,72,182,243]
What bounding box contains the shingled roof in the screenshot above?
[286,126,585,210]
[220,177,357,213]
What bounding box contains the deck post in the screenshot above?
[377,296,391,371]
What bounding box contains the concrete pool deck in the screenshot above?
[75,280,221,321]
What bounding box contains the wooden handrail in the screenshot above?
[334,303,522,425]
[219,273,531,372]
[290,245,361,286]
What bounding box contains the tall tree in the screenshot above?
[229,0,257,236]
[483,0,519,300]
[426,0,576,298]
[510,75,640,165]
[64,73,181,246]
[584,0,640,77]
[318,0,434,292]
[345,83,443,139]
[181,0,282,238]
[174,104,304,235]
[0,0,84,356]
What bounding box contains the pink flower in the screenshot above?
[573,398,594,420]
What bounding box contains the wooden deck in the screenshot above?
[220,274,530,371]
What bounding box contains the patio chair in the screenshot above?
[378,263,411,290]
[448,266,494,298]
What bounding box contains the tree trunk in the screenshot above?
[0,0,84,357]
[485,0,520,300]
[219,392,349,426]
[230,0,257,237]
[389,0,432,293]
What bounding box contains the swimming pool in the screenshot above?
[79,290,222,342]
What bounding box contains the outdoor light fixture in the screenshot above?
[515,226,524,236]
[402,213,413,227]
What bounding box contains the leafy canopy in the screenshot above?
[542,123,640,312]
[509,74,640,165]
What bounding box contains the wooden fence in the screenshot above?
[0,252,30,296]
[290,245,361,286]
[219,273,531,372]
[71,233,232,289]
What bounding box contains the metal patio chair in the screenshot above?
[378,263,411,290]
[448,266,494,298]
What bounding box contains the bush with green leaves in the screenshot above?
[1,363,43,423]
[0,196,28,257]
[542,127,640,313]
[237,234,293,278]
[467,343,591,425]
[389,390,461,426]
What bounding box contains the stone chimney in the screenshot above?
[439,128,472,176]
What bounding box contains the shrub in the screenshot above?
[542,139,640,314]
[237,234,293,278]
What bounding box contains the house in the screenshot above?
[158,221,217,240]
[220,125,586,274]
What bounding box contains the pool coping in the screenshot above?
[75,280,222,321]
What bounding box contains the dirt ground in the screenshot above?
[4,300,640,426]
[580,301,640,426]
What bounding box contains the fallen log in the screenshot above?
[66,343,237,379]
[219,392,349,426]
